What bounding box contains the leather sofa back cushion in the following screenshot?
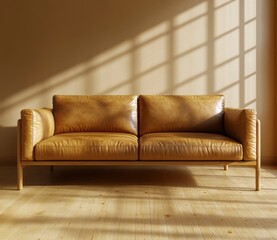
[53,95,138,135]
[139,95,225,135]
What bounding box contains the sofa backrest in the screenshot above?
[53,95,138,135]
[139,95,225,135]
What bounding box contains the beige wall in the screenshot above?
[0,0,276,165]
[257,0,276,165]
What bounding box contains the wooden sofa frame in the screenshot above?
[17,119,261,191]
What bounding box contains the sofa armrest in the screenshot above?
[224,108,257,160]
[20,108,55,160]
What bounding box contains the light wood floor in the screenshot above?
[0,165,276,240]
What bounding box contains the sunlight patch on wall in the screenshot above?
[174,2,207,26]
[174,46,207,85]
[214,0,234,8]
[175,75,208,95]
[135,22,169,44]
[172,2,208,94]
[214,0,239,37]
[244,49,256,77]
[213,0,256,109]
[134,21,169,93]
[135,35,168,74]
[244,74,256,108]
[214,58,239,92]
[214,29,239,66]
[136,66,168,94]
[91,41,132,66]
[244,0,256,22]
[0,0,258,127]
[174,15,207,55]
[92,53,132,94]
[244,20,256,51]
[220,83,240,107]
[86,40,134,94]
[243,0,257,108]
[213,0,240,107]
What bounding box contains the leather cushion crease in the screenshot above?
[35,132,138,161]
[140,132,243,161]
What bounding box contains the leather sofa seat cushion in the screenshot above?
[139,95,224,135]
[53,95,138,135]
[35,132,138,160]
[140,132,243,160]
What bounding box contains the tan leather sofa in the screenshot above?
[17,95,261,190]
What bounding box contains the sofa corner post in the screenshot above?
[255,119,261,191]
[17,120,23,190]
[17,160,23,190]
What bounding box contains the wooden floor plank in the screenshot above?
[0,165,276,240]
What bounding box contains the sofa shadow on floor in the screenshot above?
[0,165,198,189]
[0,126,17,165]
[1,165,268,191]
[25,166,197,188]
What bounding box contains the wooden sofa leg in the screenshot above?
[255,119,261,191]
[256,161,261,191]
[17,162,23,190]
[224,165,228,171]
[50,166,54,171]
[17,119,23,190]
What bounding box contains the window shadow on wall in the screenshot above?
[0,0,257,162]
[0,0,257,113]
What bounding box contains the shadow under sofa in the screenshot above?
[17,95,261,190]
